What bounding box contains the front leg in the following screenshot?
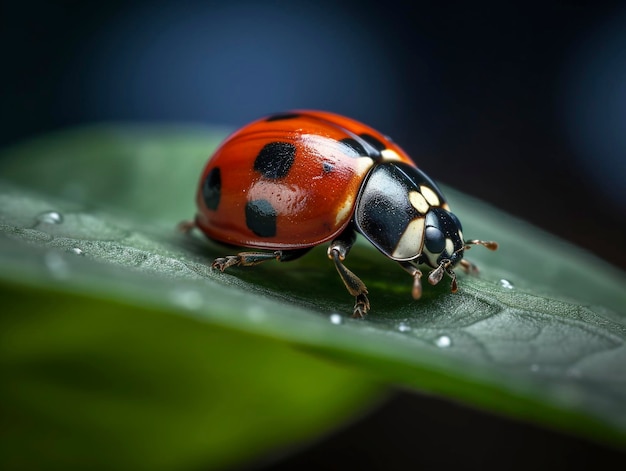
[398,261,423,299]
[327,231,370,318]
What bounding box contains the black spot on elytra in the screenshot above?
[359,133,387,151]
[265,112,300,122]
[322,162,334,173]
[246,199,277,237]
[202,167,221,210]
[254,142,296,179]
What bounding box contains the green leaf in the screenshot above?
[1,124,625,470]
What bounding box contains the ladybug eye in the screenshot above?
[425,226,445,254]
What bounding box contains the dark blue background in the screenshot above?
[2,1,625,468]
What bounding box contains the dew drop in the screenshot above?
[69,247,84,256]
[170,289,203,310]
[329,313,343,325]
[435,335,451,348]
[44,251,70,279]
[499,279,514,289]
[398,322,411,333]
[37,210,63,224]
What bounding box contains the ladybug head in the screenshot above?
[422,208,466,269]
[422,208,498,291]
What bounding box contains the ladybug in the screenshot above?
[187,110,497,318]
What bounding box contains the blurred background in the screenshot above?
[2,0,625,469]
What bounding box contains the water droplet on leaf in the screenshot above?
[499,279,514,289]
[435,335,451,348]
[398,322,411,333]
[37,211,63,224]
[329,313,343,325]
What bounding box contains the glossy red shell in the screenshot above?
[195,110,414,249]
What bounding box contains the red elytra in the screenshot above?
[194,110,414,248]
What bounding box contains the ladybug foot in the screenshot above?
[459,258,479,274]
[352,293,371,319]
[428,260,458,293]
[211,255,242,272]
[177,220,197,233]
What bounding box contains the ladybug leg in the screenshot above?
[212,251,280,271]
[212,248,310,271]
[398,262,423,300]
[459,258,479,275]
[447,267,458,293]
[177,220,197,233]
[457,239,498,275]
[327,232,370,319]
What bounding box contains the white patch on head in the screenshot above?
[381,149,402,162]
[409,191,430,214]
[420,185,440,206]
[422,246,439,268]
[335,195,354,225]
[392,217,425,260]
[445,238,455,257]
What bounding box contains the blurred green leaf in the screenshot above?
[0,124,625,470]
[0,280,378,471]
